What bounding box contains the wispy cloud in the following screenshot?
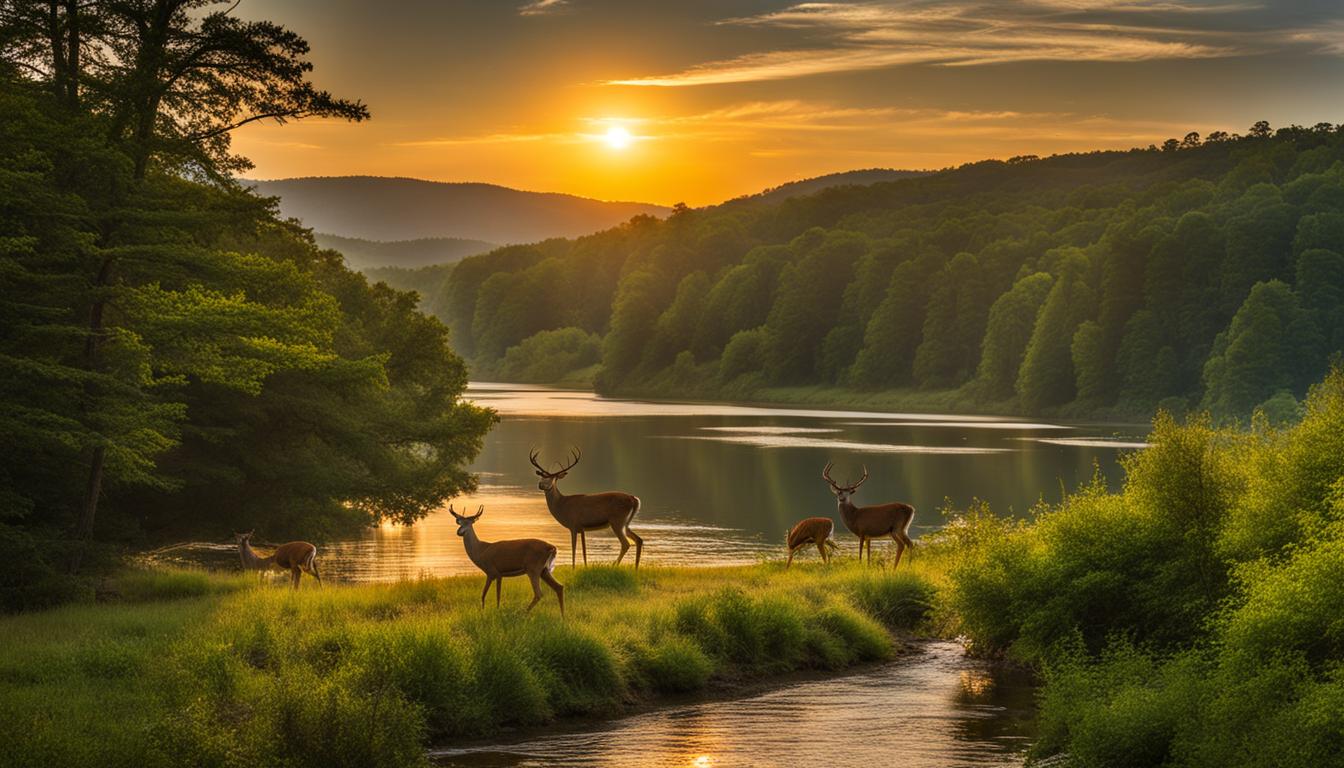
[519,0,568,17]
[394,100,1200,153]
[608,0,1264,86]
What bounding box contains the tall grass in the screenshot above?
[0,559,937,768]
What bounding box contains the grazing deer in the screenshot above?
[530,447,643,569]
[451,504,564,615]
[822,463,916,567]
[234,531,322,588]
[786,516,840,568]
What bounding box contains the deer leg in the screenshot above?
[308,557,322,587]
[525,571,544,612]
[291,567,302,589]
[627,523,643,570]
[858,536,866,563]
[816,540,827,563]
[496,577,503,607]
[900,532,915,566]
[570,529,578,568]
[581,529,590,565]
[480,576,493,608]
[890,533,905,568]
[611,522,630,565]
[786,545,797,569]
[540,568,565,618]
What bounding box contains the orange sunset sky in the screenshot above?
[233,0,1344,206]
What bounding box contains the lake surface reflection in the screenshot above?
[431,641,1038,768]
[157,383,1146,580]
[314,383,1146,581]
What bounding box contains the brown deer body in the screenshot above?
[786,516,839,568]
[823,463,915,566]
[452,504,564,615]
[531,448,643,568]
[235,532,321,588]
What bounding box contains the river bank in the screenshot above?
[480,368,1152,425]
[0,560,962,768]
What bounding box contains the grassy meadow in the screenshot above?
[0,559,938,768]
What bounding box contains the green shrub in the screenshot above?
[346,623,475,739]
[674,588,807,672]
[638,635,713,693]
[847,571,936,632]
[522,619,624,716]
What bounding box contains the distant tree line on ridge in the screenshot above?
[439,121,1344,423]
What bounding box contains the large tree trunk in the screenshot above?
[67,445,105,574]
[68,256,113,575]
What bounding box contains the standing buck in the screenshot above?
[235,531,322,588]
[785,516,839,568]
[822,463,915,567]
[530,447,643,568]
[452,504,564,615]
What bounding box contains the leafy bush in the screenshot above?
[497,326,602,383]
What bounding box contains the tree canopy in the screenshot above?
[438,120,1344,422]
[0,2,488,609]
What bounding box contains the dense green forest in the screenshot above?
[0,0,492,609]
[940,369,1344,768]
[442,123,1344,421]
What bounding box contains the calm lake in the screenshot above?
[305,382,1147,582]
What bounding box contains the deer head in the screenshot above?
[528,447,581,491]
[449,504,484,537]
[233,530,254,544]
[822,462,868,504]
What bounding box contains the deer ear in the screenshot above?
[535,470,544,477]
[557,471,567,479]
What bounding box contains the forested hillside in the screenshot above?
[442,124,1344,421]
[0,2,492,609]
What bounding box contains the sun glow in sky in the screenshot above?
[603,124,634,150]
[233,0,1344,206]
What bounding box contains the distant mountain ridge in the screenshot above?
[312,233,494,270]
[245,176,670,244]
[731,168,929,207]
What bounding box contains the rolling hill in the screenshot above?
[246,176,669,244]
[312,233,494,270]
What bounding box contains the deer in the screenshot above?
[785,516,840,568]
[529,447,643,569]
[451,503,564,615]
[234,531,322,588]
[822,462,916,567]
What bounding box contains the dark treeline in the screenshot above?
[443,122,1344,422]
[0,1,492,609]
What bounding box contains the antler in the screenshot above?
[474,504,485,520]
[529,446,582,477]
[528,447,547,476]
[850,465,869,492]
[822,461,841,491]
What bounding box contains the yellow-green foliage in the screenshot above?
[966,370,1344,768]
[0,561,931,768]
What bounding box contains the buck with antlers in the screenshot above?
[822,463,915,567]
[785,516,840,568]
[234,531,322,588]
[452,503,564,615]
[530,447,644,569]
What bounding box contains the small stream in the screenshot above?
[431,641,1037,768]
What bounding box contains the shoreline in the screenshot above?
[427,636,932,761]
[1,561,964,767]
[468,379,1153,429]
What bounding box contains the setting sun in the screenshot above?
[603,124,633,150]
